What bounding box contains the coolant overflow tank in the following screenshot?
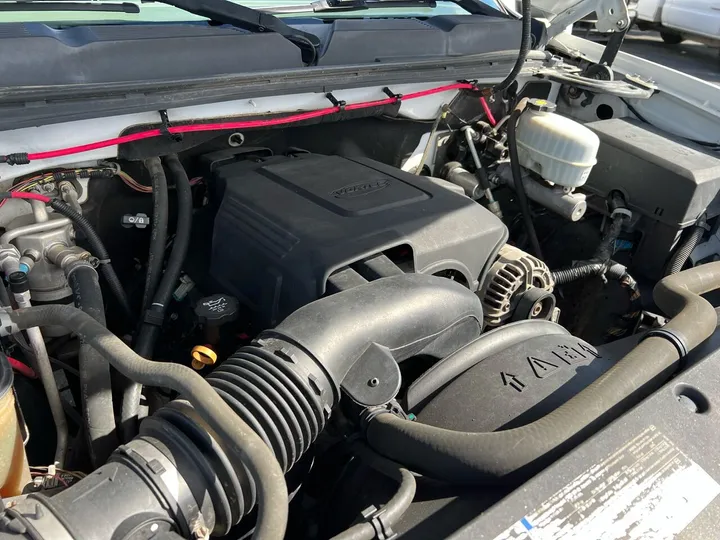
[516,99,600,188]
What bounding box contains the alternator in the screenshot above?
[480,244,556,326]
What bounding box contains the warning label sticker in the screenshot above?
[494,426,720,540]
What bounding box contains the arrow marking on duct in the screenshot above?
[501,372,526,392]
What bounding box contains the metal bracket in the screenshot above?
[544,0,629,39]
[0,309,19,337]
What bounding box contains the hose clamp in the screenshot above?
[360,402,408,435]
[63,259,98,282]
[642,328,688,358]
[360,504,398,540]
[610,207,632,220]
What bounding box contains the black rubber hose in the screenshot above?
[49,200,133,321]
[153,155,193,317]
[330,467,416,540]
[123,155,193,441]
[665,220,705,275]
[366,262,720,484]
[492,0,532,95]
[66,260,118,467]
[140,157,169,315]
[406,320,569,411]
[4,304,288,540]
[507,98,543,259]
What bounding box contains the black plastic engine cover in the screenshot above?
[418,332,614,432]
[209,153,507,325]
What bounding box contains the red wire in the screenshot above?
[479,96,497,126]
[7,356,37,378]
[23,82,474,162]
[8,192,51,203]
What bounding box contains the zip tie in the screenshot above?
[382,87,403,102]
[325,92,347,111]
[159,110,183,143]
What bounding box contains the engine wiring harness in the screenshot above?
[0,82,476,166]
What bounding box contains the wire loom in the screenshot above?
[0,82,476,165]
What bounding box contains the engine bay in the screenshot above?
[0,71,719,540]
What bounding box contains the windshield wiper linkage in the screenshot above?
[152,0,322,65]
[0,1,140,13]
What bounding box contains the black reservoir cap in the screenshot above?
[194,294,239,327]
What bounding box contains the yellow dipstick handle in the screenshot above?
[191,345,217,371]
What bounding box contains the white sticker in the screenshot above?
[494,426,720,540]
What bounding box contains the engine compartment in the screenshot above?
[0,73,719,540]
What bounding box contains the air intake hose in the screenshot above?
[0,274,483,539]
[365,262,720,485]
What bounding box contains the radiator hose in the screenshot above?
[366,262,720,484]
[0,274,483,540]
[66,260,118,467]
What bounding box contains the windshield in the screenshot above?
[0,0,505,24]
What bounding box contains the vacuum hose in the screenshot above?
[124,155,194,441]
[139,157,169,316]
[366,262,720,484]
[0,274,483,539]
[508,99,543,259]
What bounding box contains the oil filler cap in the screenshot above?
[194,294,239,327]
[527,98,557,113]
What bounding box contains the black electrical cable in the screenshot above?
[140,157,169,316]
[507,98,543,259]
[551,261,642,340]
[49,200,133,321]
[122,154,193,442]
[492,0,532,95]
[665,218,706,275]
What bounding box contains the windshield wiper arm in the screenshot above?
[151,0,321,65]
[0,1,140,12]
[263,0,436,14]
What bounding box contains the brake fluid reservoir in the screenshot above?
[515,99,600,188]
[0,354,30,497]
